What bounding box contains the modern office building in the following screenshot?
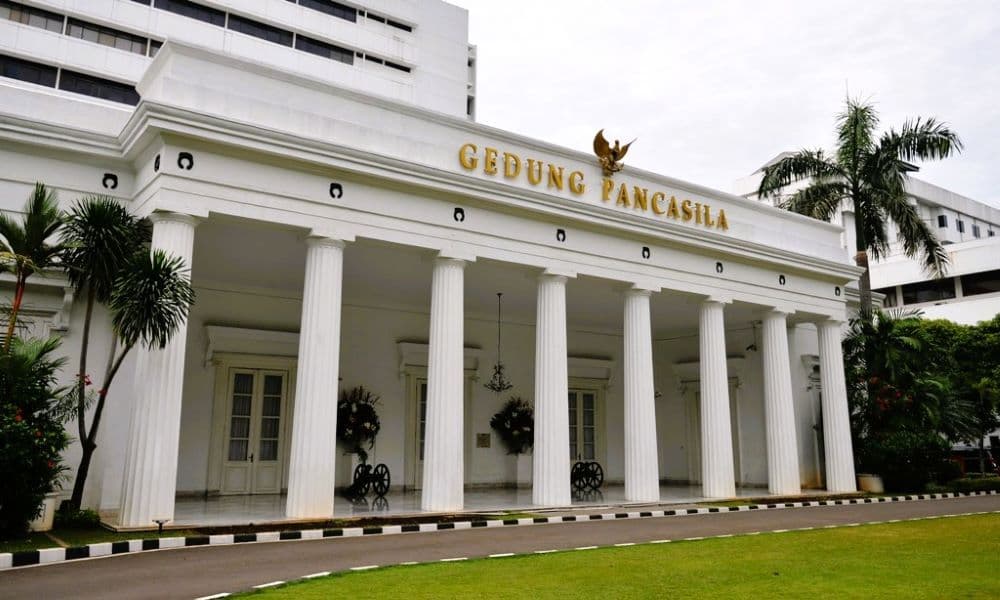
[735,156,1000,325]
[2,1,861,528]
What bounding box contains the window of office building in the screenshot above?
[58,69,140,105]
[0,0,63,33]
[874,286,898,308]
[956,220,965,233]
[67,19,149,55]
[937,214,948,228]
[961,270,1000,297]
[154,0,225,27]
[0,53,57,87]
[295,35,353,65]
[228,14,293,47]
[972,224,981,238]
[297,0,357,23]
[901,278,956,305]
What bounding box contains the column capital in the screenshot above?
[702,295,732,306]
[436,247,476,262]
[625,287,653,298]
[434,255,471,268]
[306,236,347,250]
[148,211,200,228]
[763,306,796,318]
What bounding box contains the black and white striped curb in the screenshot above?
[2,489,995,571]
[194,508,1000,599]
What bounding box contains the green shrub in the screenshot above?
[0,337,70,539]
[926,475,1000,494]
[858,429,950,492]
[54,506,101,529]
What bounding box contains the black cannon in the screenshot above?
[570,461,604,492]
[345,462,391,498]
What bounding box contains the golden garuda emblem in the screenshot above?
[593,129,635,176]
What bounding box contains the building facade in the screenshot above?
[2,1,860,528]
[735,155,1000,325]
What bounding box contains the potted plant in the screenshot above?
[490,397,534,488]
[336,386,381,466]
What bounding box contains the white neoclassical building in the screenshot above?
[1,1,861,528]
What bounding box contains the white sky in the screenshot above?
[449,0,1000,208]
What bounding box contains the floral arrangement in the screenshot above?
[336,386,381,463]
[489,396,534,455]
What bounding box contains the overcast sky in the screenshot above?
[450,1,1000,208]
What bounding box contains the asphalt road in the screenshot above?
[2,495,998,600]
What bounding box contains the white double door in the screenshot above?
[221,369,289,495]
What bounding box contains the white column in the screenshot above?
[623,289,660,502]
[817,319,857,492]
[532,273,571,506]
[285,237,345,519]
[699,299,736,498]
[119,212,197,527]
[421,257,467,511]
[761,310,801,495]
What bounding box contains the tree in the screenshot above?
[757,97,962,313]
[0,336,70,538]
[60,199,195,508]
[0,183,64,351]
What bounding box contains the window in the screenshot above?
[67,19,149,55]
[295,35,353,65]
[58,69,140,105]
[0,0,63,33]
[957,220,965,233]
[990,230,996,237]
[298,0,356,22]
[961,270,1000,297]
[972,224,981,238]
[386,19,412,32]
[154,0,225,27]
[228,14,293,46]
[937,215,948,228]
[384,60,410,73]
[0,53,57,87]
[901,278,956,305]
[149,40,162,57]
[874,286,898,308]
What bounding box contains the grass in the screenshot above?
[239,513,1000,599]
[0,527,199,554]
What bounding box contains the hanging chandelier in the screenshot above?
[484,292,513,393]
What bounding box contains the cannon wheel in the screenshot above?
[372,463,391,496]
[587,462,604,490]
[353,463,372,495]
[571,461,586,490]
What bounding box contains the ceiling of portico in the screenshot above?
[190,217,771,338]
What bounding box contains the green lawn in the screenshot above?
[241,514,1000,599]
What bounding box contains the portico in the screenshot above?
[0,41,861,529]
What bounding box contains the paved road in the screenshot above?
[3,495,998,600]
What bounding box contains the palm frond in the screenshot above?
[756,149,843,199]
[881,117,963,163]
[61,197,149,303]
[110,249,195,350]
[835,97,879,176]
[881,191,950,278]
[779,179,849,221]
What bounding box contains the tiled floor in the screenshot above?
[164,484,811,527]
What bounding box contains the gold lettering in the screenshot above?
[717,209,729,231]
[526,159,543,185]
[704,205,716,227]
[602,178,615,202]
[484,147,499,175]
[458,143,478,170]
[569,171,585,195]
[695,202,703,225]
[667,196,680,220]
[503,152,521,178]
[633,187,648,212]
[547,164,565,190]
[681,200,694,221]
[617,183,630,207]
[651,192,666,215]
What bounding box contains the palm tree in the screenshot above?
[0,183,64,351]
[757,97,962,314]
[61,199,195,508]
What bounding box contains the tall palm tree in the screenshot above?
[757,98,962,314]
[61,198,194,507]
[0,183,64,351]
